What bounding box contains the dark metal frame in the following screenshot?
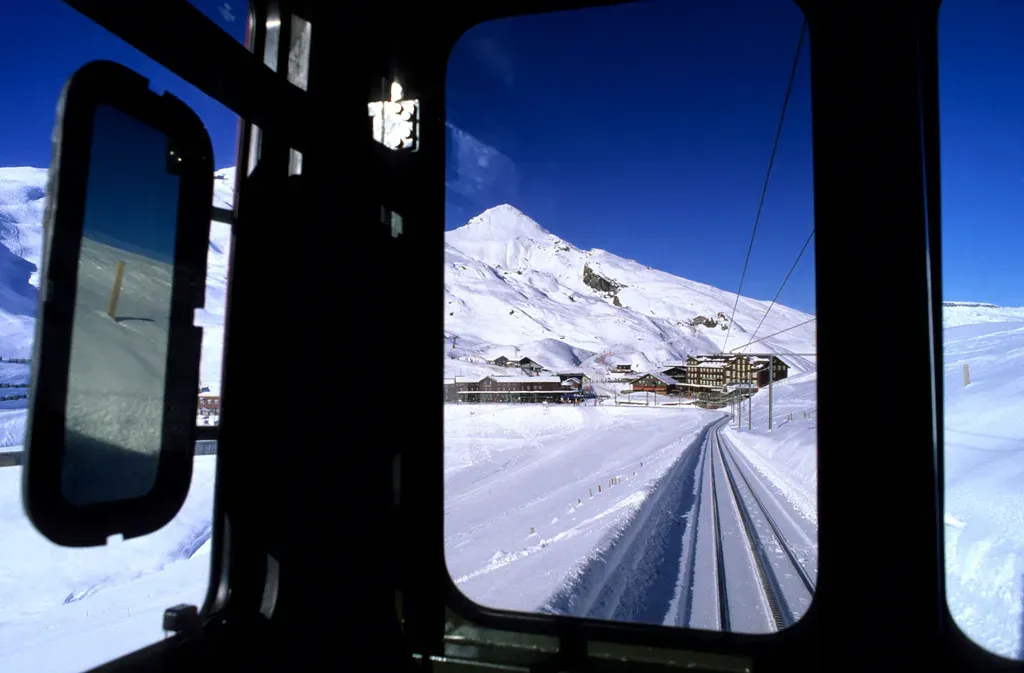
[44,0,1024,671]
[24,59,212,547]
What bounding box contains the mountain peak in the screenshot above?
[454,204,554,242]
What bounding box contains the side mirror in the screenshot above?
[24,60,213,547]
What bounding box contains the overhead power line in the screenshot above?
[729,316,816,352]
[739,227,815,352]
[722,19,808,353]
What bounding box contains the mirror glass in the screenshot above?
[61,103,180,506]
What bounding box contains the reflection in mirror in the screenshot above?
[62,104,180,506]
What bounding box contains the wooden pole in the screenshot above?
[107,260,126,319]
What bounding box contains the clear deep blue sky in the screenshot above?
[0,1,1020,315]
[83,105,179,265]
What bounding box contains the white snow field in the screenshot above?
[445,404,722,613]
[942,319,1024,659]
[0,457,216,673]
[445,404,818,631]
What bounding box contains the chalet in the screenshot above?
[612,364,634,374]
[659,364,688,383]
[515,357,544,374]
[554,371,591,386]
[560,377,583,391]
[631,372,678,394]
[487,355,544,374]
[750,356,789,387]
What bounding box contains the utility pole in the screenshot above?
[747,392,751,430]
[768,356,774,431]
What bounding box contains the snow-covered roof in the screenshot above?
[560,377,582,386]
[489,376,562,384]
[636,372,678,386]
[696,361,726,369]
[446,376,488,384]
[458,390,568,395]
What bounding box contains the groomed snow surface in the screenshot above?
[445,386,819,631]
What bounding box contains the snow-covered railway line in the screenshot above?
[704,426,816,632]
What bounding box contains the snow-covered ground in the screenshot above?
[445,404,723,612]
[721,371,818,526]
[445,404,817,630]
[943,320,1024,658]
[0,457,216,673]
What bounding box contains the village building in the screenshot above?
[749,355,789,387]
[659,364,688,383]
[684,354,757,389]
[612,364,634,374]
[198,392,220,416]
[516,357,544,374]
[444,375,574,403]
[631,372,678,394]
[486,355,545,374]
[553,371,591,386]
[560,377,583,391]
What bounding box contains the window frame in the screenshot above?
[58,0,1022,672]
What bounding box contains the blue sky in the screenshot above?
[0,1,1020,315]
[82,105,180,265]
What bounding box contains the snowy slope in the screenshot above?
[943,300,1024,328]
[942,319,1024,658]
[723,371,819,526]
[445,205,817,380]
[0,457,216,673]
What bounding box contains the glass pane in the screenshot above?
[940,0,1024,660]
[187,0,249,44]
[443,0,817,634]
[0,1,243,670]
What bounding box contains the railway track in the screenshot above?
[703,423,815,632]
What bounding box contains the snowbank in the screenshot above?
[721,372,818,526]
[943,321,1024,658]
[0,457,217,673]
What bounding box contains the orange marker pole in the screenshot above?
[107,260,126,319]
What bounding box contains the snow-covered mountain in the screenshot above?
[445,204,818,379]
